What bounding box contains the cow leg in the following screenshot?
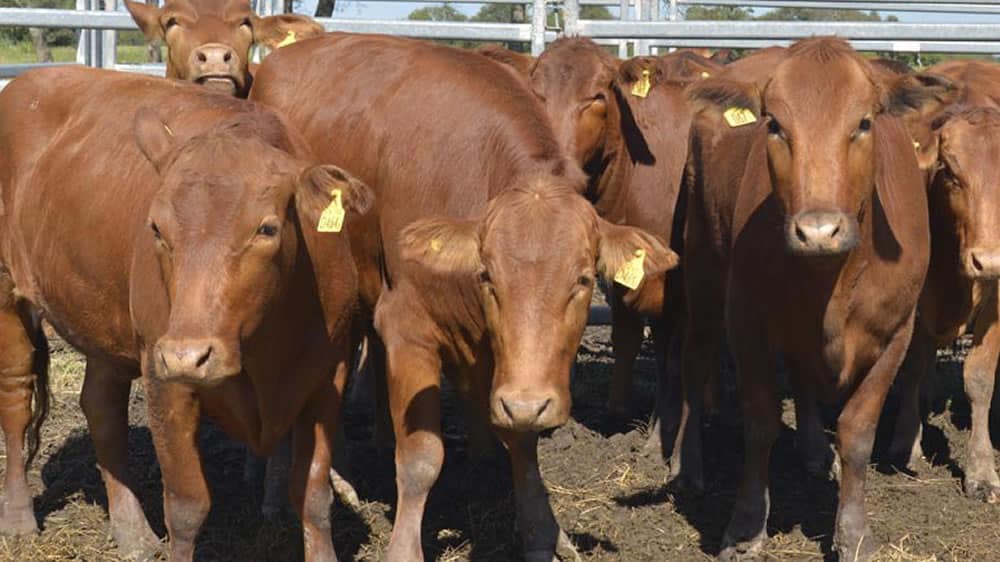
[288,361,348,562]
[787,361,836,480]
[498,430,577,562]
[0,300,41,536]
[834,317,913,562]
[79,357,160,559]
[369,335,396,454]
[330,428,360,510]
[644,321,682,457]
[384,342,443,562]
[608,285,644,423]
[963,288,1000,503]
[143,372,208,562]
[262,435,292,516]
[668,303,721,492]
[887,323,935,470]
[720,295,777,560]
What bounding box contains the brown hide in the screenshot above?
[250,32,677,561]
[0,66,366,560]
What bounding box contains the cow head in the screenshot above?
[399,181,677,432]
[126,0,323,96]
[690,38,954,257]
[930,108,1000,279]
[132,107,372,385]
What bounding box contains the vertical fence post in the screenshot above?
[89,0,102,67]
[669,0,678,21]
[562,0,579,36]
[617,0,628,57]
[76,0,90,65]
[531,0,546,55]
[635,0,649,56]
[101,0,117,69]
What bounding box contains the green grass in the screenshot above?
[0,41,163,65]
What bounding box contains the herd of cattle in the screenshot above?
[0,0,998,560]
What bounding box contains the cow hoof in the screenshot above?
[331,469,362,510]
[111,520,162,561]
[718,535,765,561]
[555,528,581,561]
[835,534,876,562]
[965,478,1000,504]
[0,502,38,536]
[887,441,925,472]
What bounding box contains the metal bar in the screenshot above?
[618,0,628,57]
[101,0,116,69]
[0,62,80,78]
[578,20,1000,41]
[563,0,580,36]
[681,0,1000,4]
[75,0,89,65]
[592,37,1000,53]
[679,0,1000,14]
[531,0,547,54]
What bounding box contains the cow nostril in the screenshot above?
[829,223,841,239]
[195,346,212,369]
[500,398,514,422]
[972,254,984,272]
[197,51,207,63]
[223,51,232,63]
[795,224,808,243]
[535,399,552,418]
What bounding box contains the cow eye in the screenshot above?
[150,222,163,240]
[164,17,178,31]
[257,223,278,237]
[766,116,781,136]
[577,275,593,288]
[241,18,252,29]
[478,270,491,284]
[858,117,872,133]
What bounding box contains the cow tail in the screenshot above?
[25,321,50,467]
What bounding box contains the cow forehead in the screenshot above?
[165,138,297,205]
[766,49,877,119]
[533,42,613,95]
[482,189,596,264]
[941,112,1000,173]
[163,0,252,19]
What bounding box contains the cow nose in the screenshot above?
[964,248,1000,279]
[156,338,218,381]
[492,391,564,432]
[189,43,240,91]
[786,210,859,256]
[192,43,235,67]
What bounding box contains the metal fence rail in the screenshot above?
[1,0,1000,82]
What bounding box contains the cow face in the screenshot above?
[932,109,1000,279]
[530,39,618,167]
[399,183,677,432]
[133,108,371,385]
[126,0,323,96]
[690,38,954,257]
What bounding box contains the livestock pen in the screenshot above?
[2,2,1000,561]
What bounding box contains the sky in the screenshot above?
[293,1,1000,24]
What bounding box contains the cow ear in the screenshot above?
[885,72,960,118]
[399,217,482,279]
[125,0,164,41]
[133,107,176,173]
[477,45,535,77]
[686,77,762,124]
[297,164,373,231]
[612,57,666,166]
[596,218,678,291]
[253,14,324,49]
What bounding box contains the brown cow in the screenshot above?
[0,66,370,561]
[251,32,678,561]
[679,38,944,560]
[125,0,323,96]
[660,49,724,81]
[525,39,693,429]
[884,60,1000,502]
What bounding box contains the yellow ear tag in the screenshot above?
[614,248,646,290]
[316,188,345,233]
[276,30,297,48]
[630,69,651,98]
[430,238,442,253]
[723,107,757,128]
[700,71,711,79]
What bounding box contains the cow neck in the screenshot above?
[923,175,976,331]
[583,125,632,222]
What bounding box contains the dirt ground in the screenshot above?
[2,317,1000,561]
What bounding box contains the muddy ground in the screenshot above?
[2,319,1000,561]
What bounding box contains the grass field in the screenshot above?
[0,41,164,64]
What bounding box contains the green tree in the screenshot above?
[755,8,896,22]
[683,6,752,20]
[408,3,468,22]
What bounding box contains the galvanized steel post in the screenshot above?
[75,0,89,65]
[101,0,116,68]
[531,0,546,55]
[617,0,628,57]
[563,0,579,36]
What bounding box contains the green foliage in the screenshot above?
[755,8,893,22]
[408,3,468,22]
[0,0,76,46]
[683,6,752,21]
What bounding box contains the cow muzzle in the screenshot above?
[490,388,568,432]
[786,210,859,256]
[189,43,242,94]
[155,337,240,385]
[963,248,1000,279]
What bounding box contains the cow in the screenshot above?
[883,60,1000,503]
[677,38,947,560]
[660,49,724,81]
[0,66,370,562]
[522,39,693,435]
[250,32,679,561]
[125,0,324,96]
